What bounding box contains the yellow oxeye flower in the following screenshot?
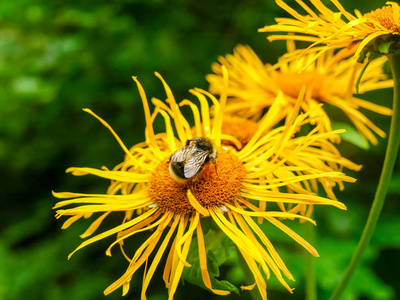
[207,44,392,145]
[54,71,357,299]
[206,111,361,219]
[259,0,400,59]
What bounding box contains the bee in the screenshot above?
[168,137,218,183]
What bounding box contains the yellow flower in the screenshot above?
[259,0,400,59]
[207,44,392,145]
[54,71,357,299]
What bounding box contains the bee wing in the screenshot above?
[184,151,209,179]
[170,143,197,162]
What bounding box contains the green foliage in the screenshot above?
[378,41,395,55]
[331,122,370,150]
[182,228,239,295]
[1,0,399,299]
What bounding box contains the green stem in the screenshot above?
[330,53,400,300]
[305,216,317,300]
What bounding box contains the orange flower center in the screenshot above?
[364,6,400,32]
[274,71,327,100]
[221,116,259,148]
[148,149,246,214]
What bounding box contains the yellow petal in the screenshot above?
[141,215,179,298]
[83,108,134,160]
[68,208,159,259]
[66,167,150,183]
[132,76,163,159]
[196,220,231,295]
[80,211,111,238]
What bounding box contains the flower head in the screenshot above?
[207,44,392,145]
[259,0,400,59]
[54,71,357,299]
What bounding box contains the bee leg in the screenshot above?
[192,173,200,182]
[213,163,219,179]
[210,157,219,179]
[192,163,208,182]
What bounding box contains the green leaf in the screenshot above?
[182,228,239,295]
[199,216,212,236]
[378,41,394,55]
[331,122,370,150]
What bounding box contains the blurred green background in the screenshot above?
[1,0,399,299]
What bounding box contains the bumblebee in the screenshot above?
[168,137,218,183]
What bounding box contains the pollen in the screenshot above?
[191,149,246,207]
[221,116,260,147]
[148,149,246,214]
[275,71,327,100]
[148,160,192,214]
[365,6,400,32]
